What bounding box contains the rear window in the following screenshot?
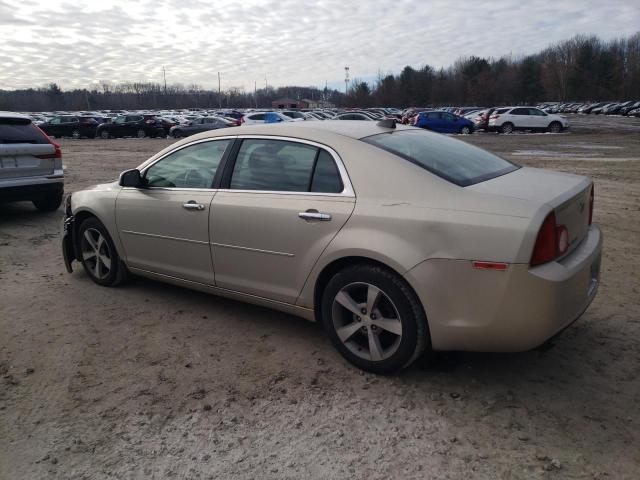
[363,129,519,187]
[0,118,48,144]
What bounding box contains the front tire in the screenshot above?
[77,217,128,286]
[321,264,429,374]
[500,122,514,134]
[460,125,471,134]
[136,129,146,138]
[548,121,562,133]
[71,129,81,139]
[100,130,110,139]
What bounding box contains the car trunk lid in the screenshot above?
[468,167,592,254]
[0,143,56,179]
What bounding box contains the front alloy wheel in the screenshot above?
[81,228,112,281]
[460,126,471,134]
[137,129,146,138]
[77,217,128,286]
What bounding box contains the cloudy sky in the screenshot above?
[1,0,638,91]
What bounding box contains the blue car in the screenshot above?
[414,111,474,134]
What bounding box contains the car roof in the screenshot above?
[0,111,32,121]
[229,120,417,140]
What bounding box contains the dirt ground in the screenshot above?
[1,114,639,479]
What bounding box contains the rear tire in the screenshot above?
[100,130,110,139]
[321,263,429,374]
[137,129,146,138]
[71,129,81,139]
[33,192,63,212]
[500,122,514,134]
[460,125,471,134]
[77,217,128,287]
[548,121,562,133]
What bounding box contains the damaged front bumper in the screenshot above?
[62,194,76,273]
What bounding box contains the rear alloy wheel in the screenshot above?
[78,217,128,286]
[33,192,63,212]
[137,129,146,138]
[501,122,514,134]
[100,130,110,139]
[322,264,429,374]
[460,125,471,134]
[71,129,81,139]
[548,121,562,133]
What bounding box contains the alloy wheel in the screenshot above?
[72,129,80,139]
[331,282,403,362]
[80,228,112,280]
[100,130,109,139]
[137,129,146,138]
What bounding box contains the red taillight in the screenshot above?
[490,114,499,119]
[33,125,62,159]
[530,212,570,266]
[588,184,594,225]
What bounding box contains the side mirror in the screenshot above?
[119,169,145,187]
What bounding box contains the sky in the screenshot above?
[0,0,638,91]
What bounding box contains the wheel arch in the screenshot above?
[311,255,423,322]
[72,207,126,260]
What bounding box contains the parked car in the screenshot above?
[281,111,306,121]
[96,115,165,139]
[39,115,99,139]
[620,101,640,115]
[1,111,64,211]
[61,121,602,374]
[488,107,569,133]
[241,112,292,125]
[334,113,375,121]
[414,111,474,134]
[170,116,234,138]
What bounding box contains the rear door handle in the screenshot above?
[183,201,205,211]
[298,209,331,221]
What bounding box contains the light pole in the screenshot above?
[344,66,350,95]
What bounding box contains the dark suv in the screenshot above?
[96,114,165,139]
[39,115,99,139]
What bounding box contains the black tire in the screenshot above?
[32,192,63,212]
[77,217,128,286]
[548,121,562,133]
[460,125,472,134]
[71,129,81,139]
[100,130,110,139]
[172,130,182,138]
[321,263,429,374]
[136,129,146,138]
[500,122,514,134]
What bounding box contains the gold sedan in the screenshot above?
[62,120,602,373]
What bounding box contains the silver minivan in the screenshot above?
[0,111,64,211]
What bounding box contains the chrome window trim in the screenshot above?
[220,135,355,198]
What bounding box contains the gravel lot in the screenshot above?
[1,114,639,479]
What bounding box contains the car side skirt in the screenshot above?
[128,267,316,321]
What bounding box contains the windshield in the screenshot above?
[363,129,519,186]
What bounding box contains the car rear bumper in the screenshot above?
[0,180,63,203]
[405,225,603,352]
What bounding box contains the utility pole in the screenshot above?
[344,66,350,97]
[162,66,167,95]
[218,72,221,108]
[265,74,268,90]
[254,80,257,108]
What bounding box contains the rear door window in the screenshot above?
[510,108,529,115]
[229,139,344,194]
[0,118,47,144]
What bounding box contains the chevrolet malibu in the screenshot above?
[61,121,602,374]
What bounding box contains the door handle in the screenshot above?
[182,201,205,211]
[298,209,331,221]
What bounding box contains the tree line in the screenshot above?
[1,32,638,112]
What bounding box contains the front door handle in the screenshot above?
[183,201,205,211]
[298,209,331,221]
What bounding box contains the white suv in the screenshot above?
[488,107,569,134]
[0,112,64,211]
[241,112,293,125]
